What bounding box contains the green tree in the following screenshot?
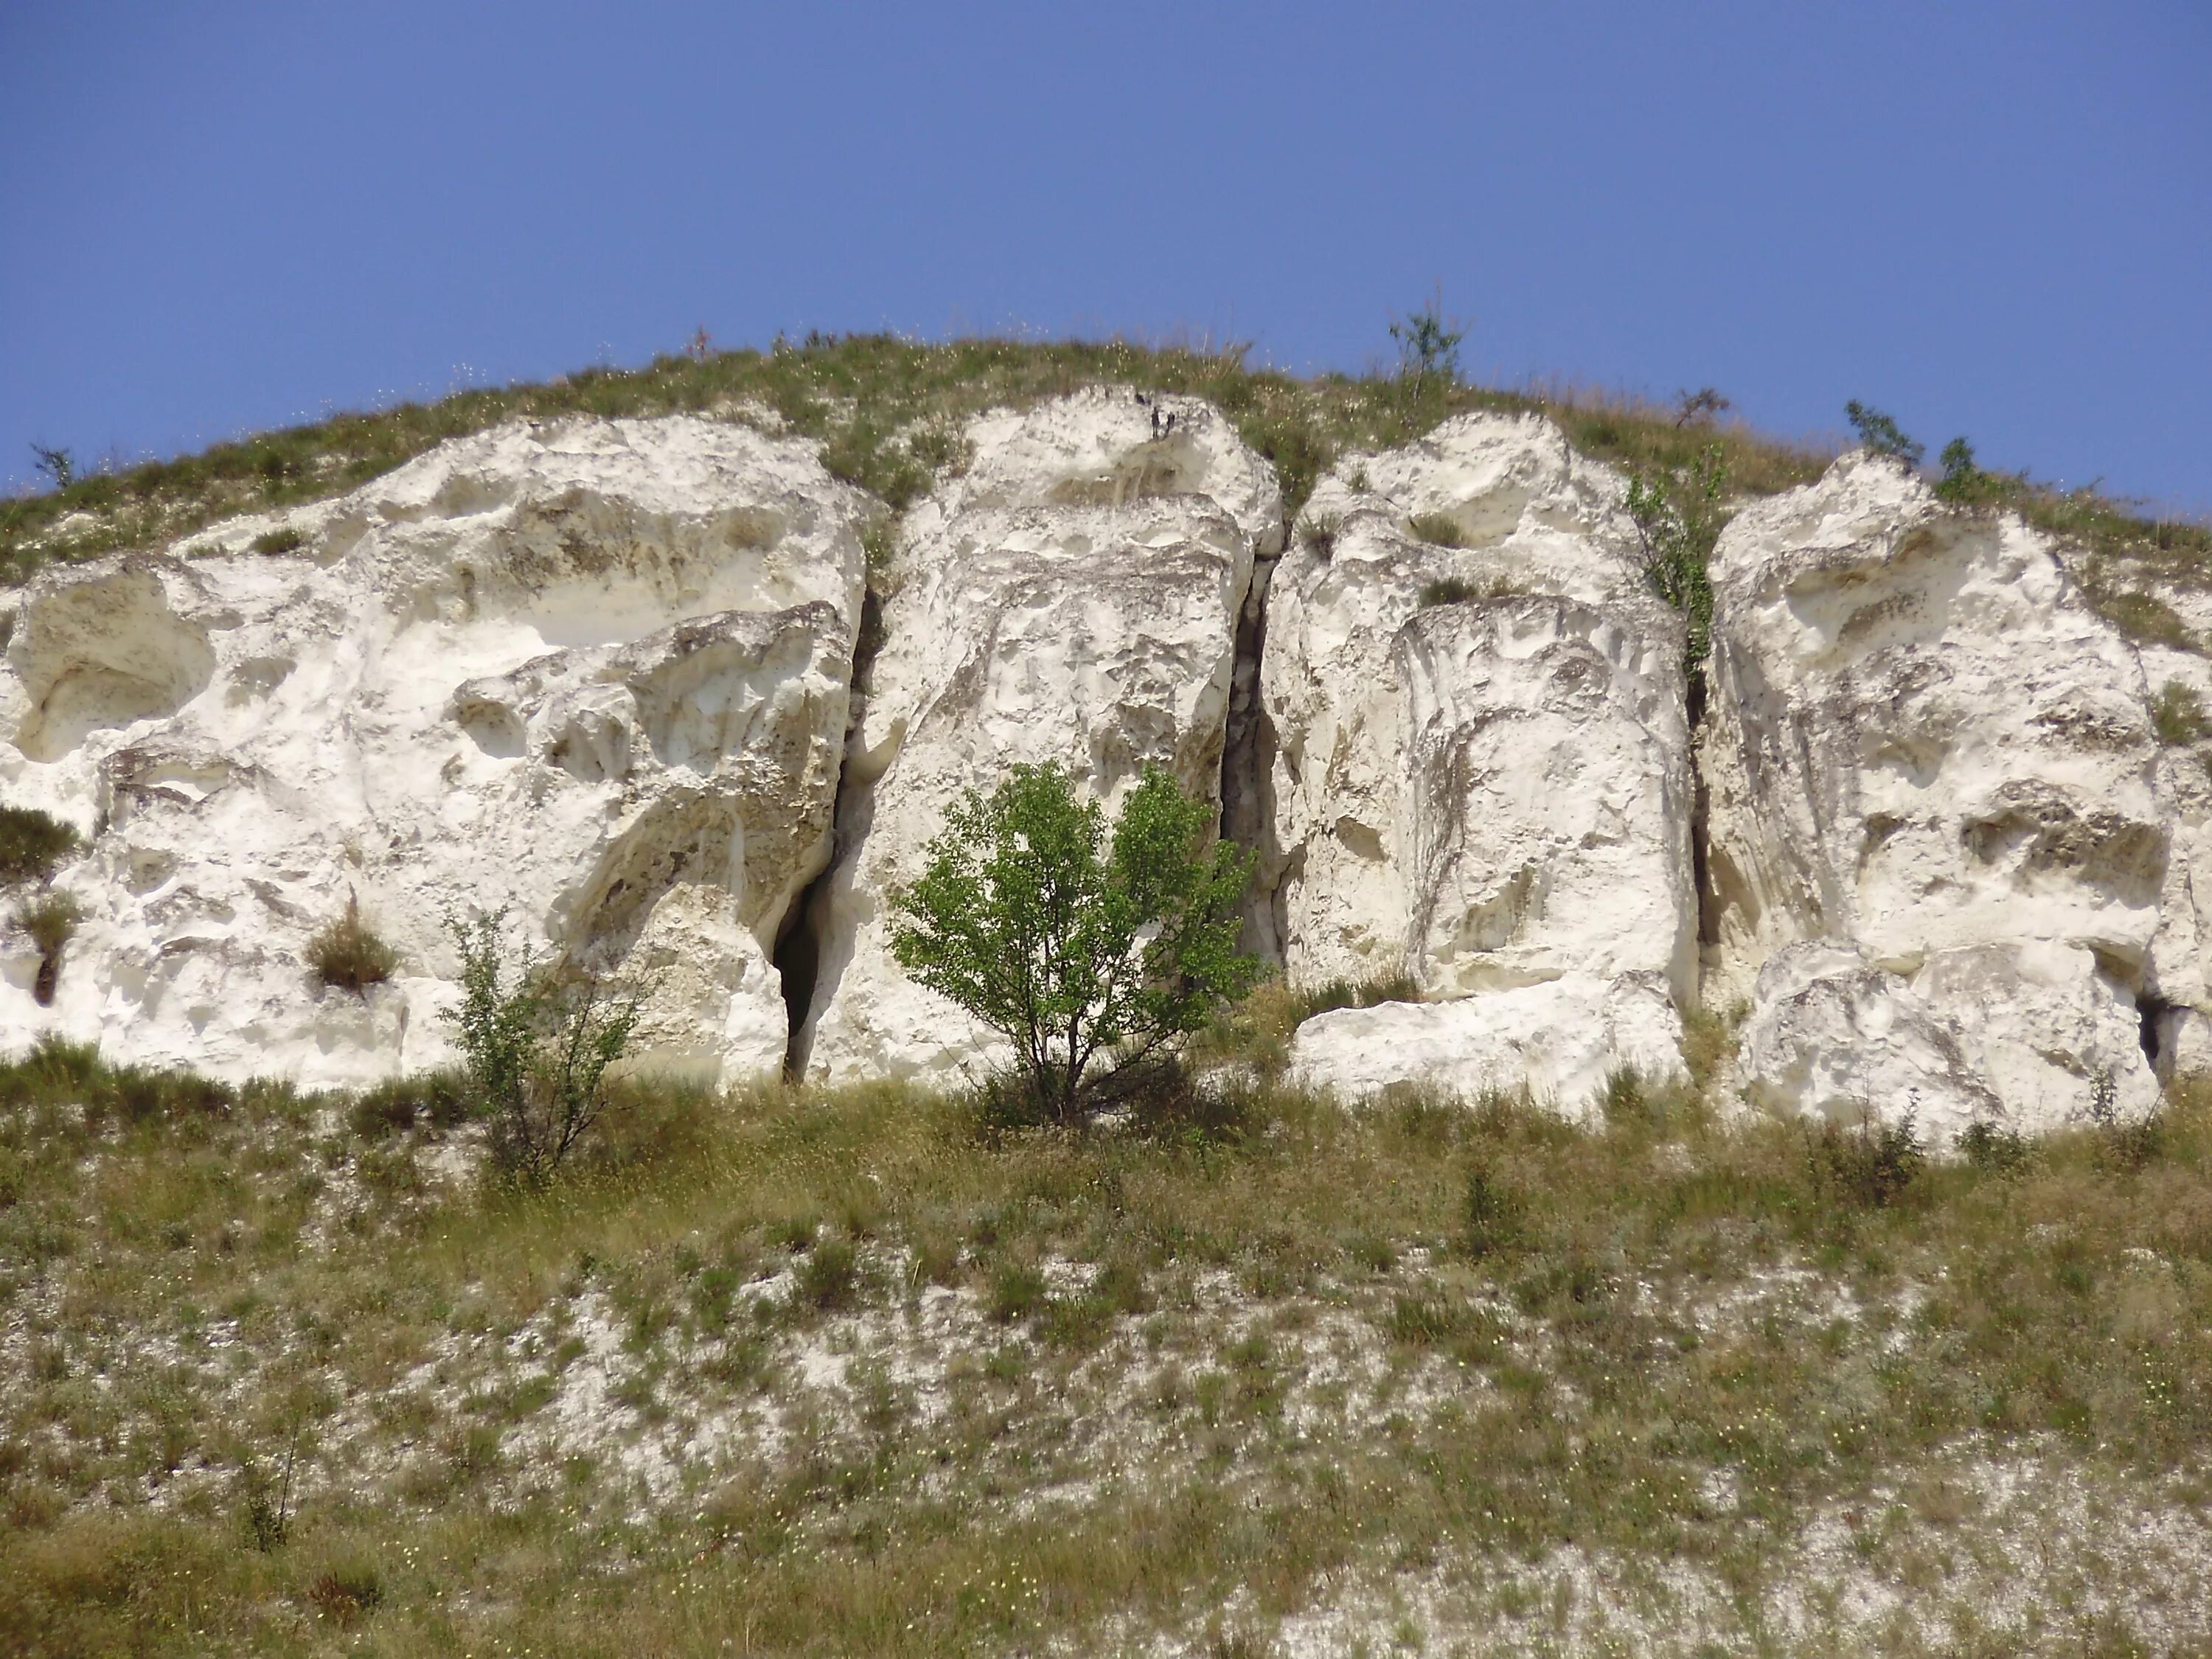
[445,911,641,1181]
[1625,443,1728,677]
[1388,289,1467,387]
[890,762,1257,1122]
[1844,400,1924,469]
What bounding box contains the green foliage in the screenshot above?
[1624,442,1728,675]
[16,891,82,1006]
[1934,435,1989,502]
[1388,291,1467,386]
[890,762,1256,1121]
[445,911,641,1182]
[0,806,79,888]
[28,444,74,490]
[248,526,305,554]
[1297,515,1340,560]
[1810,1114,1925,1209]
[1958,1119,2030,1175]
[2151,681,2210,745]
[305,894,397,993]
[1844,400,1925,468]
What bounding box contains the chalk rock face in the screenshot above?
[0,417,869,1086]
[801,390,1277,1085]
[1703,453,2166,1136]
[1273,414,1698,1110]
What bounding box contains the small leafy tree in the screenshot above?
[446,911,641,1181]
[1844,400,1924,469]
[29,444,74,491]
[890,762,1257,1122]
[1625,443,1728,676]
[1388,288,1467,388]
[1934,435,1990,503]
[1673,386,1731,428]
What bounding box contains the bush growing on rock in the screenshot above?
[307,894,398,993]
[0,805,79,888]
[1844,400,1924,469]
[445,911,641,1183]
[889,762,1256,1124]
[16,890,82,1006]
[1625,444,1727,675]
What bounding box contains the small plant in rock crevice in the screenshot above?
[0,804,79,888]
[1625,443,1728,680]
[307,891,398,993]
[16,889,82,1006]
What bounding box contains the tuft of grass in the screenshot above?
[304,894,397,993]
[0,807,79,888]
[1292,967,1422,1023]
[2151,680,2210,746]
[247,526,305,555]
[1417,575,1481,607]
[1406,510,1467,548]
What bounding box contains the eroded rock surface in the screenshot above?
[801,389,1277,1085]
[1703,453,2166,1138]
[0,417,869,1086]
[1271,414,1698,1110]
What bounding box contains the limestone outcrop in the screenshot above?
[1268,414,1699,1111]
[799,389,1278,1085]
[0,417,870,1086]
[1703,453,2167,1139]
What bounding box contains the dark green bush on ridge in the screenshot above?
[0,806,79,888]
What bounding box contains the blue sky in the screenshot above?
[4,1,2208,511]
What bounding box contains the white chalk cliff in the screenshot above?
[0,417,869,1085]
[1701,453,2167,1141]
[1,392,2204,1142]
[1267,415,1698,1114]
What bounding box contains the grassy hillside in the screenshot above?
[4,1029,2211,1656]
[7,335,2203,648]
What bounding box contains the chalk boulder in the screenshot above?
[1702,453,2165,1135]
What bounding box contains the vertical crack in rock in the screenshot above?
[776,585,886,1078]
[1220,538,1283,965]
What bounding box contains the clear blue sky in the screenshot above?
[4,2,2208,511]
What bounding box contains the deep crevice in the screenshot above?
[1220,546,1283,966]
[776,584,888,1079]
[2138,989,2172,1068]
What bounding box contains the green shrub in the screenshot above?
[307,894,397,992]
[0,807,80,888]
[1934,436,1989,503]
[1388,291,1467,387]
[1625,444,1727,675]
[1461,1158,1522,1259]
[986,1259,1048,1324]
[445,911,641,1183]
[1810,1114,1924,1209]
[1958,1119,2029,1175]
[890,762,1256,1123]
[1844,400,1924,468]
[1407,511,1466,548]
[248,526,305,554]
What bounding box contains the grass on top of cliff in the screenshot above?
[1,334,1837,586]
[5,1032,2212,1656]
